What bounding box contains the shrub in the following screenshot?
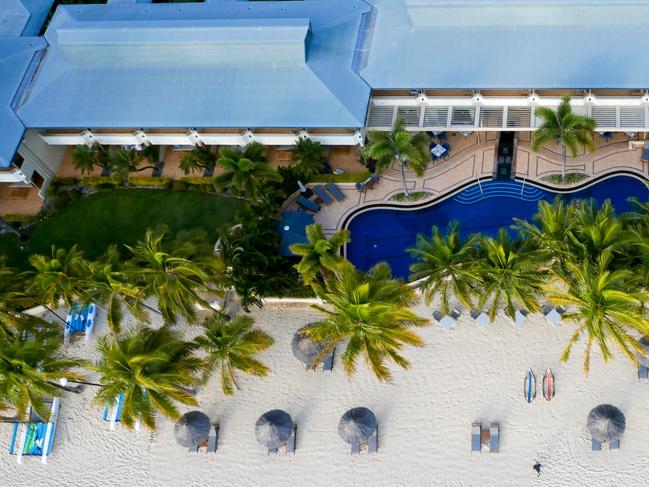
[52,177,78,186]
[180,177,217,193]
[546,173,589,185]
[1,214,35,225]
[172,180,188,191]
[82,176,119,190]
[389,191,432,202]
[127,176,172,189]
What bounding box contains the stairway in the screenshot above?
[454,181,545,204]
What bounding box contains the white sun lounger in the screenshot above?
[592,438,601,451]
[286,425,297,454]
[368,426,378,453]
[489,423,499,453]
[471,423,481,452]
[207,424,219,453]
[639,365,648,380]
[610,439,620,449]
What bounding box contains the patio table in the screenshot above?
[431,144,447,158]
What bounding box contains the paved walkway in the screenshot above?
[311,132,648,233]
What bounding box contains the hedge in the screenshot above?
[2,214,35,224]
[127,176,172,189]
[82,176,120,189]
[310,171,371,183]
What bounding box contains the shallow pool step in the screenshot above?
[455,182,544,204]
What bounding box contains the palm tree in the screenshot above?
[547,251,649,374]
[194,313,273,395]
[27,245,90,310]
[71,143,111,176]
[110,148,158,181]
[474,230,548,321]
[365,118,430,197]
[408,222,479,314]
[126,227,224,325]
[531,94,597,179]
[0,326,86,421]
[570,199,626,261]
[81,245,146,332]
[179,145,217,176]
[0,261,47,334]
[214,143,282,199]
[289,223,350,285]
[290,137,327,179]
[308,261,429,382]
[94,327,202,430]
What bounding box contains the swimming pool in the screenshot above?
[344,174,649,280]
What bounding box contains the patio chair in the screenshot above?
[323,348,335,371]
[312,186,333,205]
[325,182,346,201]
[639,365,649,380]
[368,426,378,453]
[471,423,481,452]
[207,424,219,453]
[489,423,499,453]
[592,438,601,451]
[610,439,620,449]
[297,195,320,213]
[642,141,649,162]
[286,425,297,454]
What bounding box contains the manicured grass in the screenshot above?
[2,190,244,269]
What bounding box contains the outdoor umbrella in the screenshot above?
[291,325,328,368]
[338,407,377,444]
[174,411,211,448]
[587,404,626,443]
[255,410,293,449]
[636,336,649,367]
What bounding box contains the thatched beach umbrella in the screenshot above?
[587,404,625,443]
[338,407,377,444]
[174,411,211,447]
[255,410,293,449]
[291,325,328,367]
[636,336,649,367]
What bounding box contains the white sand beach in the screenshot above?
[0,300,647,487]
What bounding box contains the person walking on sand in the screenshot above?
[533,463,542,477]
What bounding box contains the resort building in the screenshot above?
[1,0,649,214]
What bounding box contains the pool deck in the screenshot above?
[310,132,649,234]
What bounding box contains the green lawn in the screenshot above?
[1,190,244,270]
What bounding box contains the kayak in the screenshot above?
[543,368,555,401]
[524,368,537,403]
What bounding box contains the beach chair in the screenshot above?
[471,423,481,452]
[610,439,620,449]
[102,394,125,430]
[297,196,320,213]
[325,182,346,201]
[642,141,649,162]
[514,308,529,326]
[470,309,490,328]
[351,442,360,454]
[10,399,59,464]
[489,423,499,453]
[592,438,601,451]
[312,186,333,205]
[433,310,456,330]
[64,303,97,345]
[368,426,378,453]
[286,425,297,454]
[639,365,649,380]
[323,348,335,371]
[542,304,563,325]
[207,424,219,453]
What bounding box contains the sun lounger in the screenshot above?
[368,426,378,453]
[471,309,490,328]
[639,365,648,380]
[102,394,125,430]
[642,141,649,162]
[489,423,499,453]
[286,425,297,454]
[323,348,335,371]
[325,182,346,201]
[207,424,219,453]
[610,439,620,449]
[514,308,529,326]
[312,186,333,205]
[10,399,59,464]
[297,196,320,213]
[188,444,200,453]
[542,304,563,325]
[64,303,97,345]
[592,438,601,451]
[471,423,481,452]
[351,442,360,454]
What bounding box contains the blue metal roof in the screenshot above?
[0,0,54,37]
[361,0,649,89]
[0,37,46,167]
[17,1,372,129]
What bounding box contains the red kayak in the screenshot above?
[543,368,555,401]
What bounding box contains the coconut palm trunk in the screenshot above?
[397,155,409,197]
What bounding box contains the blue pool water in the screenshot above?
[344,175,649,280]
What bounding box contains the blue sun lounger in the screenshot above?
[297,195,320,213]
[325,182,346,202]
[471,423,481,452]
[639,365,649,380]
[10,399,60,464]
[592,438,601,451]
[312,186,333,205]
[489,423,499,453]
[102,394,125,430]
[642,141,649,162]
[368,426,378,453]
[64,303,97,345]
